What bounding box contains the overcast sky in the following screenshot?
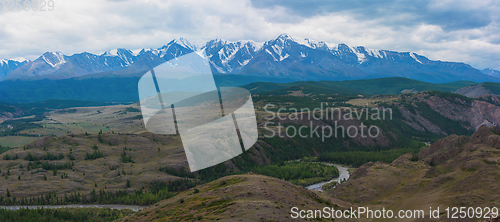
[0,0,498,70]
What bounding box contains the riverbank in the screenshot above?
[0,204,146,211]
[306,163,354,191]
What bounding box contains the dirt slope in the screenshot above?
[329,126,500,221]
[119,174,356,222]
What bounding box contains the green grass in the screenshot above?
[318,148,421,167]
[0,207,134,222]
[482,82,500,95]
[0,136,40,147]
[74,123,111,132]
[252,161,339,187]
[43,123,111,133]
[244,77,476,96]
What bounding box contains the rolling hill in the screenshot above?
[118,174,354,222]
[329,126,500,220]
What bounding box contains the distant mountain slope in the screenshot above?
[0,76,474,103]
[236,34,498,83]
[0,58,28,79]
[3,51,137,80]
[454,82,500,98]
[1,34,498,83]
[244,77,476,96]
[482,68,500,78]
[2,38,195,81]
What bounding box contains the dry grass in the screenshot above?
[329,127,500,221]
[0,132,186,198]
[119,174,359,222]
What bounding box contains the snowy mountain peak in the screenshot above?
[204,38,231,48]
[1,36,497,83]
[102,48,132,57]
[0,58,28,66]
[101,48,135,66]
[276,33,294,41]
[102,49,119,57]
[244,40,264,51]
[409,52,423,64]
[265,34,299,48]
[168,38,196,51]
[481,68,500,77]
[137,48,157,56]
[302,38,329,50]
[11,57,28,63]
[41,51,66,68]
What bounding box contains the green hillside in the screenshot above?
[482,82,500,95]
[243,77,477,96]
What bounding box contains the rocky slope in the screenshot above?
[454,83,492,98]
[329,125,500,221]
[119,174,354,222]
[387,91,500,135]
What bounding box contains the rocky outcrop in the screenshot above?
[398,92,500,132]
[480,213,500,222]
[330,126,500,213]
[454,83,490,98]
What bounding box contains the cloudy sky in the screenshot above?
[0,0,499,70]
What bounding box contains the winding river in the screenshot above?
[0,204,146,211]
[306,163,353,191]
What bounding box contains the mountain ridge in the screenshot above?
[1,34,498,83]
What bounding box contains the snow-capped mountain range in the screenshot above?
[1,34,499,83]
[481,68,500,78]
[0,58,28,79]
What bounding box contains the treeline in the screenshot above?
[0,116,44,136]
[159,159,340,187]
[124,107,140,112]
[27,161,74,171]
[0,145,14,155]
[0,207,133,222]
[317,148,420,167]
[85,151,104,160]
[158,166,196,178]
[24,152,64,161]
[253,94,354,112]
[2,154,18,160]
[252,161,339,186]
[0,178,199,206]
[159,162,232,183]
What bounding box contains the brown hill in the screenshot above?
[0,132,187,198]
[329,125,500,221]
[118,174,355,222]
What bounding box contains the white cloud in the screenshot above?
[0,0,498,70]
